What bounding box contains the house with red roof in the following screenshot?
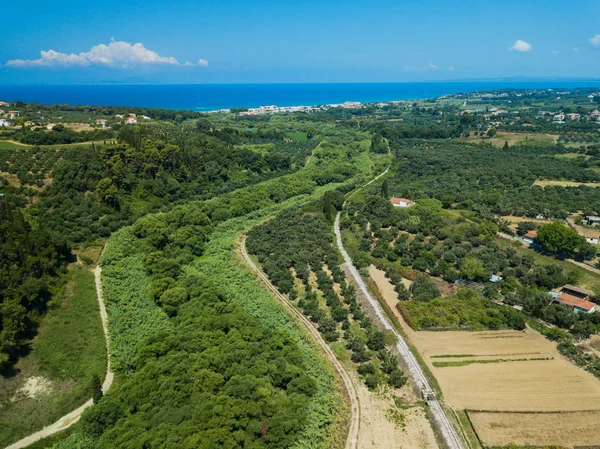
[554,293,598,313]
[523,229,537,244]
[390,197,414,208]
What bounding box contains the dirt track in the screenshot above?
[240,237,360,449]
[5,266,113,449]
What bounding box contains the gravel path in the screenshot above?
[334,166,465,449]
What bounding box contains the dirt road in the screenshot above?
[334,166,464,449]
[5,266,113,449]
[240,237,360,449]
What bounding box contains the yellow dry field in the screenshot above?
[468,410,600,448]
[348,369,439,449]
[414,329,600,411]
[502,215,550,225]
[533,179,600,188]
[62,122,93,132]
[368,266,600,446]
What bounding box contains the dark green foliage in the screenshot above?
[90,374,103,404]
[384,140,600,218]
[370,133,389,154]
[0,199,71,370]
[536,222,588,258]
[247,205,408,391]
[410,275,440,302]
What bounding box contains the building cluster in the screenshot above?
[0,101,151,129]
[0,105,19,127]
[235,101,364,116]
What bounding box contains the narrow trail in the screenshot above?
[334,166,465,449]
[240,237,360,449]
[5,266,113,449]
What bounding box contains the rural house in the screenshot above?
[523,229,537,244]
[561,284,593,299]
[554,293,598,313]
[390,197,414,208]
[584,231,600,245]
[585,216,600,227]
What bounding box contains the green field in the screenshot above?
[0,269,106,448]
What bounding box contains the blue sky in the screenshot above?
[1,0,599,84]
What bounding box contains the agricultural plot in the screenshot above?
[368,267,600,447]
[468,410,600,448]
[533,179,600,188]
[414,329,600,412]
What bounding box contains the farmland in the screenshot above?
[533,179,600,188]
[468,410,600,447]
[367,266,600,447]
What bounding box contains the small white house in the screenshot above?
[390,197,414,208]
[523,229,537,244]
[96,119,107,128]
[0,119,10,127]
[585,232,600,245]
[126,117,137,125]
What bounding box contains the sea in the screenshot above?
[0,81,599,111]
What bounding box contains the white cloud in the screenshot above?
[6,40,179,67]
[552,50,561,55]
[197,59,209,67]
[509,40,532,52]
[589,34,600,47]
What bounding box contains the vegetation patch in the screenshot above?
[0,269,105,447]
[432,357,553,367]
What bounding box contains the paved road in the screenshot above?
[6,266,113,449]
[240,237,360,449]
[334,168,465,449]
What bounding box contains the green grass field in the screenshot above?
[0,268,106,448]
[286,131,309,141]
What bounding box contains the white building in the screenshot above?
[390,197,414,208]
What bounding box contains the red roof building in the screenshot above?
[390,197,414,208]
[555,293,598,313]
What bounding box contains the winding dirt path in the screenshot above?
[5,266,113,449]
[240,236,359,449]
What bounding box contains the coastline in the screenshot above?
[1,80,600,112]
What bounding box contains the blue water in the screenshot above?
[0,81,598,111]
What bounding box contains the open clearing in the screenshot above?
[533,179,600,188]
[368,266,600,447]
[487,132,558,148]
[0,269,106,448]
[348,369,438,449]
[468,410,600,448]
